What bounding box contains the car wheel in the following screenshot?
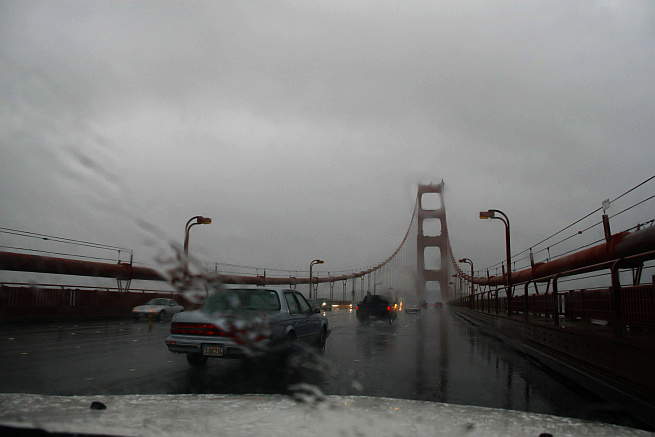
[316,327,327,353]
[186,353,208,367]
[158,311,167,322]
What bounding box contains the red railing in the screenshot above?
[0,284,199,320]
[452,284,655,329]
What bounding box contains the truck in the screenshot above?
[355,293,397,324]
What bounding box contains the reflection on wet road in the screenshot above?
[0,308,639,427]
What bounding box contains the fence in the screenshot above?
[0,283,199,320]
[452,284,655,329]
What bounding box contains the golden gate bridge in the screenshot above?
[1,176,655,426]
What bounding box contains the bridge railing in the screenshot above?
[0,282,200,320]
[455,285,655,329]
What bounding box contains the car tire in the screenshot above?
[316,327,327,353]
[186,353,208,367]
[158,311,167,322]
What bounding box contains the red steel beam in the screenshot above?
[0,251,380,285]
[0,251,166,281]
[7,224,652,288]
[459,225,655,286]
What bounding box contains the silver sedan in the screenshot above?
[165,285,329,366]
[132,298,184,321]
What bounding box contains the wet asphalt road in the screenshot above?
[0,308,638,426]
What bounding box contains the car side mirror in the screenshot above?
[313,307,321,313]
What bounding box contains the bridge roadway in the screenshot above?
[1,307,649,431]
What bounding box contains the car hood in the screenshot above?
[0,393,648,437]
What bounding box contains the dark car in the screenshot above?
[166,285,329,366]
[434,301,444,309]
[419,300,428,309]
[356,294,397,324]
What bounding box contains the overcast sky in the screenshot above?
[1,1,654,293]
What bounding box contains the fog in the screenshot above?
[1,1,654,298]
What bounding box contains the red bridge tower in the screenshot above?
[416,181,450,302]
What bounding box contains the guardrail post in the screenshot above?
[495,288,499,314]
[552,274,561,327]
[611,260,624,339]
[524,282,530,322]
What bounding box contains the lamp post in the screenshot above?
[309,259,324,299]
[480,209,512,316]
[184,216,212,275]
[458,258,474,308]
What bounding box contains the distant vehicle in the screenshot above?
[419,300,428,309]
[434,301,444,309]
[308,298,332,311]
[404,300,421,314]
[166,286,329,367]
[132,298,184,321]
[356,294,397,324]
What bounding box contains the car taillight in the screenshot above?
[356,305,359,309]
[171,322,226,336]
[387,306,391,311]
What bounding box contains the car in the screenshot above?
[132,298,184,321]
[403,300,421,314]
[308,298,332,311]
[165,285,330,367]
[434,301,444,309]
[356,293,397,324]
[419,300,428,309]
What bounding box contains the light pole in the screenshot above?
[480,209,512,315]
[458,258,474,308]
[309,259,324,299]
[184,216,212,275]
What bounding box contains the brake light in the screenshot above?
[171,322,227,336]
[387,306,391,311]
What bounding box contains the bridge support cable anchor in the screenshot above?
[524,281,531,322]
[552,274,562,327]
[610,259,625,339]
[329,278,335,301]
[116,253,133,293]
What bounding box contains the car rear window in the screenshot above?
[203,289,281,312]
[363,295,388,304]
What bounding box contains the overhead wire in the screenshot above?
[481,174,655,272]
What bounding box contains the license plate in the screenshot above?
[202,345,224,357]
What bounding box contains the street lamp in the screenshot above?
[309,259,324,299]
[480,209,512,315]
[458,258,474,308]
[183,216,212,275]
